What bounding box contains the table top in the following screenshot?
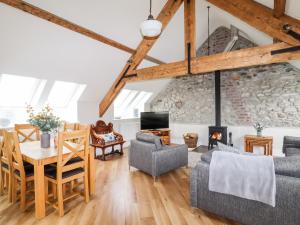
[244,135,273,140]
[20,140,82,161]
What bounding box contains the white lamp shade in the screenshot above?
[140,19,162,37]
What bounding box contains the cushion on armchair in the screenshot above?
[99,132,116,142]
[136,132,162,150]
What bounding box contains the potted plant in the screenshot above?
[253,122,264,137]
[27,105,61,148]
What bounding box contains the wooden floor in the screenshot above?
[0,150,238,225]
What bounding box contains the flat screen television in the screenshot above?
[140,112,169,130]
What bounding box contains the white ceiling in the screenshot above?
[0,0,300,105]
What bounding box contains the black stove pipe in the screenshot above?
[215,70,221,127]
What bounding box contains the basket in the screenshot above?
[183,133,198,148]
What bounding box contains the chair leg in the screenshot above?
[62,184,66,196]
[57,183,64,217]
[52,183,57,200]
[84,175,90,203]
[101,148,106,161]
[94,147,97,159]
[20,180,26,211]
[111,145,115,153]
[153,176,158,182]
[120,144,124,155]
[70,181,74,193]
[45,180,48,202]
[8,172,12,202]
[11,176,17,203]
[0,169,3,196]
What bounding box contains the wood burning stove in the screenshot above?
[208,70,228,149]
[208,126,227,149]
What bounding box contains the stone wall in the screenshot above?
[150,27,300,127]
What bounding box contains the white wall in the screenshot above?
[110,119,300,156]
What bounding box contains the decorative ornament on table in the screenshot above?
[253,122,265,137]
[27,105,62,148]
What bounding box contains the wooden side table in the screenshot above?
[244,135,273,155]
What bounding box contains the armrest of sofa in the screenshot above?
[274,156,300,178]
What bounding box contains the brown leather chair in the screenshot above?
[90,120,125,160]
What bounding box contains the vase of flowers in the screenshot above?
[27,105,61,148]
[253,122,264,137]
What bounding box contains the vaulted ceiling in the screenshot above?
[0,0,300,112]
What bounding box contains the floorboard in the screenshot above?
[0,150,238,225]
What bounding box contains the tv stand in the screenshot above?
[141,129,171,145]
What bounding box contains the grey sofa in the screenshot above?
[283,136,300,156]
[129,132,188,179]
[191,150,300,225]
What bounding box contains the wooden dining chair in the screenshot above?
[15,124,40,143]
[7,131,35,211]
[45,129,90,216]
[0,129,12,200]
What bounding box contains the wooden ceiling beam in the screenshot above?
[184,0,196,59]
[99,0,183,116]
[273,0,286,18]
[0,0,164,65]
[125,42,300,82]
[207,0,300,46]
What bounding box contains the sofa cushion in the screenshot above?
[274,156,300,178]
[136,132,162,150]
[285,147,300,156]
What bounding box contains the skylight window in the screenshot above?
[47,81,86,108]
[114,89,152,120]
[0,74,46,107]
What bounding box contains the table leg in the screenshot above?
[34,161,45,219]
[89,147,96,196]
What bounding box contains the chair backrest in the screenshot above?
[92,120,113,135]
[64,122,78,132]
[5,131,26,178]
[136,132,162,150]
[15,124,40,143]
[0,129,11,167]
[56,130,89,179]
[77,123,91,132]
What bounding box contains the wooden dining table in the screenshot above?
[20,141,95,219]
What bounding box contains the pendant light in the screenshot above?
[140,0,162,38]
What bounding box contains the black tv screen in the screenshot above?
[140,112,169,130]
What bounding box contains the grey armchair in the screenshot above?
[129,132,188,179]
[283,136,300,156]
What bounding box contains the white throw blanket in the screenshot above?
[209,151,276,207]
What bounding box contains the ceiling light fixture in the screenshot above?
[140,0,162,38]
